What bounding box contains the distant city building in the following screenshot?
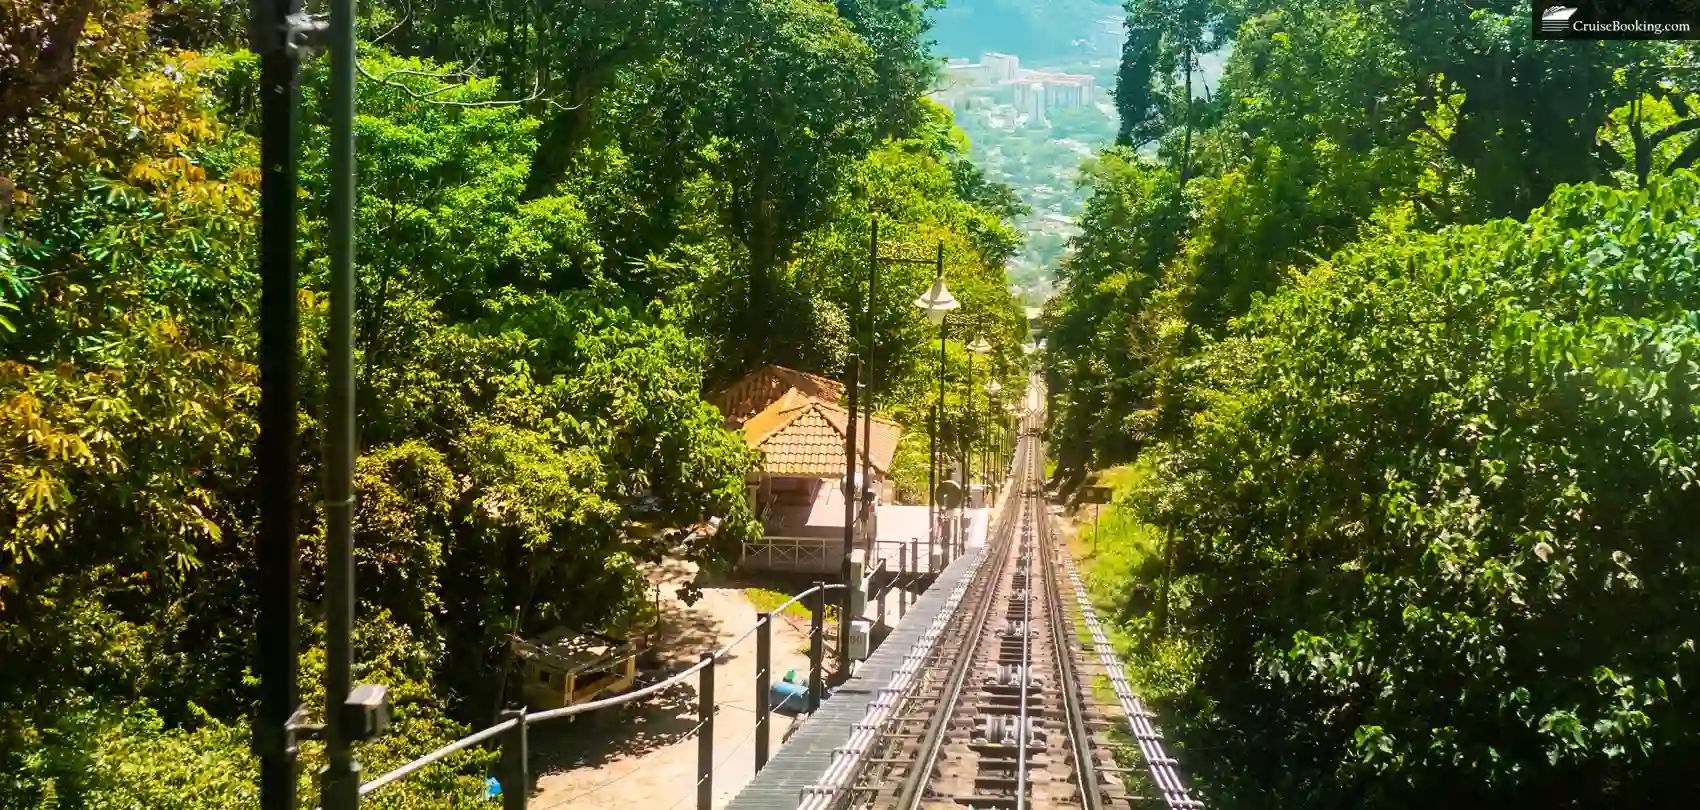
[980,52,1021,81]
[1011,79,1046,120]
[928,53,1099,119]
[1045,81,1084,109]
[1092,16,1125,55]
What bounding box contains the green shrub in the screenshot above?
[1132,176,1700,807]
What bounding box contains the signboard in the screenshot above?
[935,480,964,509]
[1080,486,1114,505]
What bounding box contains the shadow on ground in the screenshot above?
[525,677,703,775]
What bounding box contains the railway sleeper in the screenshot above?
[975,690,1047,706]
[968,699,1049,715]
[982,676,1046,692]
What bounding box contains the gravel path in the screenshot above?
[528,558,814,810]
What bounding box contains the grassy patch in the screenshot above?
[1067,461,1200,716]
[744,587,840,623]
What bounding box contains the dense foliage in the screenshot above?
[1049,1,1700,807]
[0,1,1026,806]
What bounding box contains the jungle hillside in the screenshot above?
[0,1,1031,807]
[1047,1,1700,808]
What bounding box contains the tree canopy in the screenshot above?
[1048,1,1700,807]
[0,1,1028,805]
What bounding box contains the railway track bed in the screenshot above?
[835,419,1138,810]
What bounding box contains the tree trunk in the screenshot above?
[522,74,599,199]
[743,201,783,370]
[1179,44,1194,185]
[0,0,99,136]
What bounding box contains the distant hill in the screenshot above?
[927,0,1124,63]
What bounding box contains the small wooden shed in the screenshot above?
[511,628,638,711]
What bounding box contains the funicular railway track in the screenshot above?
[838,409,1129,810]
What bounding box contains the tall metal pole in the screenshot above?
[927,401,936,549]
[840,356,858,680]
[322,0,361,803]
[936,315,947,553]
[928,242,944,553]
[965,349,973,499]
[862,213,878,516]
[253,1,305,808]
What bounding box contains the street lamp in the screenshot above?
[965,336,992,551]
[1004,401,1019,481]
[913,258,957,556]
[984,379,1002,498]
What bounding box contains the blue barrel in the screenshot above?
[769,679,811,714]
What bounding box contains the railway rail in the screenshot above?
[815,407,1135,810]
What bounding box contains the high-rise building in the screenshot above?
[1045,81,1086,109]
[980,52,1020,82]
[1011,79,1046,120]
[1092,16,1124,55]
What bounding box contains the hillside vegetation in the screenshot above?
[1048,0,1700,806]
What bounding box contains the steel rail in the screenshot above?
[1060,540,1204,810]
[1014,479,1035,810]
[1036,438,1105,810]
[799,432,1030,810]
[890,432,1031,810]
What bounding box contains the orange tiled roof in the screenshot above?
[707,365,845,429]
[740,394,903,477]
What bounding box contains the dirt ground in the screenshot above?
[527,558,815,810]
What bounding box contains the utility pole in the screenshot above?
[252,2,310,808]
[862,213,878,522]
[321,0,362,802]
[840,354,858,681]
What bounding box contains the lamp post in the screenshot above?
[869,227,947,524]
[860,215,878,515]
[1004,401,1018,480]
[965,336,992,552]
[913,252,957,555]
[984,379,1001,499]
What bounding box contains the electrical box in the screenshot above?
[849,619,872,661]
[342,682,391,742]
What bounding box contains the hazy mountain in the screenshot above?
[927,0,1125,63]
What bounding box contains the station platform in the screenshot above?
[725,483,1016,810]
[723,542,982,810]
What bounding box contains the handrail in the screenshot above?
[358,718,519,796]
[360,581,847,795]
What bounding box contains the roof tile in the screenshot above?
[706,365,845,429]
[739,394,903,477]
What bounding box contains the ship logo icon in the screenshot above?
[1542,5,1579,32]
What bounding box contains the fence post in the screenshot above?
[499,708,528,810]
[877,561,887,627]
[808,583,825,713]
[755,613,771,773]
[899,543,909,618]
[698,652,715,810]
[942,518,953,567]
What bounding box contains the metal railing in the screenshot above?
[360,582,848,810]
[1061,551,1204,809]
